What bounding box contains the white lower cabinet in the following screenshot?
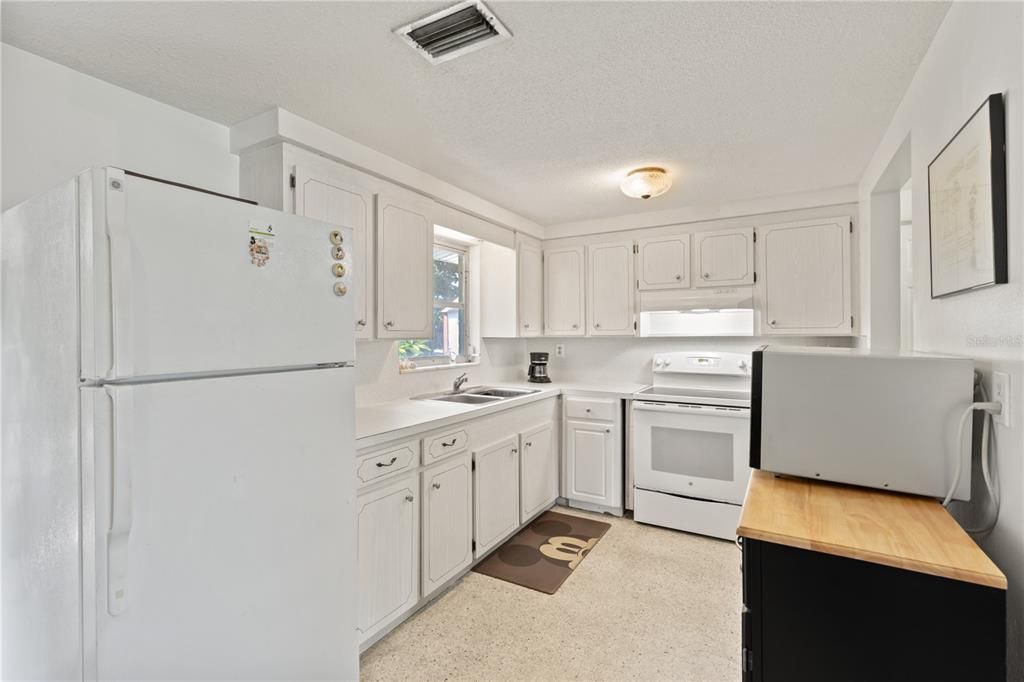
[564,398,622,512]
[420,453,473,598]
[473,436,521,557]
[356,473,419,645]
[519,423,557,523]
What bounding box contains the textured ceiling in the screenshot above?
[1,1,949,225]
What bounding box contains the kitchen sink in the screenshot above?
[413,386,540,403]
[465,387,541,398]
[429,393,501,405]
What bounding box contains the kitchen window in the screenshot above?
[399,242,474,369]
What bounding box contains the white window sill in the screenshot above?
[399,360,480,374]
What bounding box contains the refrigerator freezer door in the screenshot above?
[83,367,357,680]
[84,168,354,380]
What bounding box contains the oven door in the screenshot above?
[632,401,751,504]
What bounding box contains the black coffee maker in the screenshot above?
[527,352,551,383]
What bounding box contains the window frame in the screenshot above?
[398,238,472,369]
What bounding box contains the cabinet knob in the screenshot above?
[675,274,682,281]
[432,482,441,490]
[572,324,579,329]
[605,429,611,434]
[511,448,518,455]
[769,320,776,327]
[357,319,366,327]
[525,441,533,447]
[585,408,591,413]
[594,323,601,329]
[523,323,530,328]
[703,272,710,279]
[384,320,394,328]
[404,495,414,502]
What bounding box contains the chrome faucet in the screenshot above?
[453,373,469,393]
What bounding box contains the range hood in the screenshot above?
[638,286,754,337]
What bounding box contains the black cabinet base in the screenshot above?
[742,539,1006,682]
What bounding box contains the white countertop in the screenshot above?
[355,381,647,449]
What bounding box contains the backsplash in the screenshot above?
[525,336,858,385]
[355,338,529,405]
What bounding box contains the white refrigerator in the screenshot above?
[2,167,359,680]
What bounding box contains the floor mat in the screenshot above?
[472,510,611,594]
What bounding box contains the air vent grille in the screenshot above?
[396,1,511,64]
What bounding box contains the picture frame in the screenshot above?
[927,93,1007,299]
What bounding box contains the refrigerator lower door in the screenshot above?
[83,367,357,680]
[83,168,355,381]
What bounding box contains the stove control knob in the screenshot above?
[663,360,672,367]
[654,359,663,368]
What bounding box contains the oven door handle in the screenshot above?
[632,401,749,416]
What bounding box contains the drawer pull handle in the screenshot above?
[432,482,441,490]
[441,438,457,447]
[376,456,398,468]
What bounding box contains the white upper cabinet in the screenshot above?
[294,165,375,338]
[518,239,544,337]
[376,189,435,338]
[544,246,586,336]
[587,241,635,336]
[694,227,755,288]
[757,217,852,336]
[637,234,691,290]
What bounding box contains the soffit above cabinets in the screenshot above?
[2,2,950,225]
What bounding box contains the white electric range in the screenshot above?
[629,351,752,540]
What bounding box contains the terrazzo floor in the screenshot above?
[360,506,742,681]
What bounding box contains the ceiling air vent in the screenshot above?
[395,1,512,65]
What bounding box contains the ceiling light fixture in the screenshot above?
[620,167,671,200]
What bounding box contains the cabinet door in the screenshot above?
[294,165,375,338]
[376,190,434,338]
[694,227,754,287]
[357,474,419,644]
[421,454,473,598]
[587,241,635,336]
[544,246,585,336]
[637,234,690,289]
[565,419,621,508]
[473,436,520,557]
[519,424,557,523]
[758,217,852,335]
[517,241,544,337]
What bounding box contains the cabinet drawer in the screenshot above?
[357,441,418,488]
[423,428,470,464]
[564,397,617,421]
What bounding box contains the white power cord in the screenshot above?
[962,382,1001,535]
[941,377,1002,536]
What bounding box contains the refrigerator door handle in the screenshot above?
[106,385,133,616]
[105,168,134,379]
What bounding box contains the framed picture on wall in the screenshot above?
[927,93,1007,298]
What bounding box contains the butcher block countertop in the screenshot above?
[737,470,1007,590]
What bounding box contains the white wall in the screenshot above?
[859,3,1024,676]
[1,44,238,210]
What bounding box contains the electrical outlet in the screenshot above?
[554,344,565,358]
[992,371,1011,427]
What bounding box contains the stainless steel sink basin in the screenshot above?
[465,387,541,398]
[413,386,540,404]
[429,393,501,405]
